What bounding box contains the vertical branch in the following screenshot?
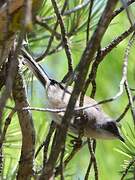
[39,1,118,179]
[84,139,97,180]
[12,65,35,179]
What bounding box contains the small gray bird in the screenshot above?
[21,48,124,142]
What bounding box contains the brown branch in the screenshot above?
[12,64,35,179]
[111,0,135,21]
[39,1,118,179]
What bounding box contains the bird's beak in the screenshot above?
[118,134,125,143]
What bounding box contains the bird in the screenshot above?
[21,47,124,142]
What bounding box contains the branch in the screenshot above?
[39,1,118,179]
[85,139,97,180]
[111,0,135,21]
[12,64,35,179]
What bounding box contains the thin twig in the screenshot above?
[35,122,55,160]
[55,141,87,177]
[35,16,61,39]
[85,139,97,180]
[112,0,135,23]
[116,96,135,122]
[124,80,135,124]
[51,0,73,81]
[36,1,68,62]
[43,122,56,167]
[42,0,91,22]
[0,109,15,147]
[86,0,94,43]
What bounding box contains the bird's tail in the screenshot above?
[21,48,50,88]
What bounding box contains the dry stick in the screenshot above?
[121,158,135,180]
[39,1,118,179]
[36,0,68,62]
[51,0,73,82]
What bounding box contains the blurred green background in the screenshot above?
[3,0,135,179]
